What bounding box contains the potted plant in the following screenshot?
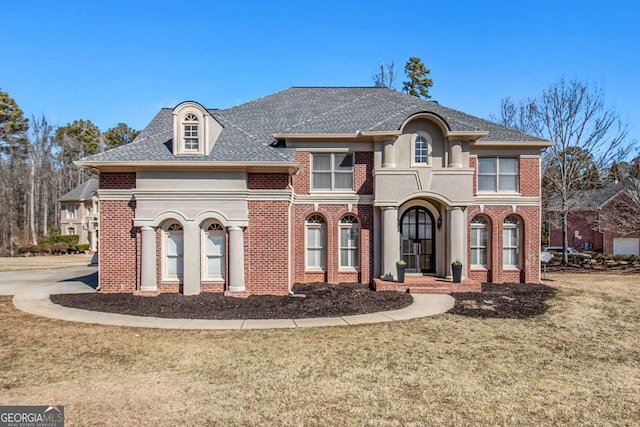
[396,260,406,283]
[451,259,463,283]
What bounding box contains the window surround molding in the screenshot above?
[410,132,432,167]
[171,101,223,156]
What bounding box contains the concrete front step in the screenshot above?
[372,277,482,294]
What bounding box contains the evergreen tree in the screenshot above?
[402,57,433,99]
[610,161,622,184]
[103,123,140,150]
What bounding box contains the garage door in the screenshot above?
[613,238,640,255]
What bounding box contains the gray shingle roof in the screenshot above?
[58,178,98,202]
[546,179,640,211]
[81,87,548,164]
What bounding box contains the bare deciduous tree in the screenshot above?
[499,79,632,263]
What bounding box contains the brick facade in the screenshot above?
[99,173,138,292]
[467,205,540,284]
[292,204,373,286]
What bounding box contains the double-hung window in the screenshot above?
[478,157,518,192]
[306,215,326,270]
[470,216,489,268]
[165,223,184,279]
[183,113,199,151]
[203,223,225,281]
[339,215,360,269]
[503,215,521,268]
[414,135,428,165]
[312,153,354,191]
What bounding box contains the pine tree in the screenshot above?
[402,57,433,99]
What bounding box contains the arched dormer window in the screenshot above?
[183,113,199,151]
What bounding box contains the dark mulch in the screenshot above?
[50,283,413,320]
[449,283,557,319]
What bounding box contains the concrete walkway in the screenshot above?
[4,266,455,330]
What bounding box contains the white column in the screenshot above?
[228,226,246,292]
[449,207,466,279]
[382,207,399,279]
[140,226,157,292]
[89,229,97,252]
[382,138,396,168]
[449,139,462,168]
[182,221,200,296]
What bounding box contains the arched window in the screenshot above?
[471,216,489,268]
[306,214,326,270]
[164,222,184,279]
[183,113,199,151]
[202,222,225,281]
[503,215,521,268]
[339,215,360,269]
[414,135,428,164]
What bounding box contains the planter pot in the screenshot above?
[452,263,463,283]
[396,264,406,284]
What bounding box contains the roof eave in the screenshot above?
[273,131,402,140]
[74,160,300,174]
[471,139,554,148]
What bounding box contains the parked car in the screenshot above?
[544,246,592,259]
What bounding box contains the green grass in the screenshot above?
[1,271,639,426]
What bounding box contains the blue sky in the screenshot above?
[2,1,638,144]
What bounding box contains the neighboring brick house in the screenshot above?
[58,178,99,251]
[77,87,552,295]
[548,180,640,255]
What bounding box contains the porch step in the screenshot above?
[372,277,481,294]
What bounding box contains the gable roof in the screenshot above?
[78,87,549,165]
[546,179,640,211]
[58,178,98,202]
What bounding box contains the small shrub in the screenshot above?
[51,242,69,254]
[29,245,41,254]
[17,244,32,254]
[39,243,51,254]
[77,243,90,252]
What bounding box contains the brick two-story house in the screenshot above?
[77,87,552,295]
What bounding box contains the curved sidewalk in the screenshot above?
[8,267,455,330]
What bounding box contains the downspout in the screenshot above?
[287,172,297,294]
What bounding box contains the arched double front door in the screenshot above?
[400,206,435,274]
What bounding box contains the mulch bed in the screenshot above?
[50,283,413,320]
[449,283,557,319]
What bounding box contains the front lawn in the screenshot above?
[1,271,638,426]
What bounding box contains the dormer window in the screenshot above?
[183,114,199,151]
[172,101,223,156]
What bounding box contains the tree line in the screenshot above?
[0,88,138,256]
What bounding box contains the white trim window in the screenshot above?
[202,223,225,281]
[311,153,354,191]
[478,157,519,192]
[306,214,326,270]
[339,215,360,269]
[67,227,76,235]
[470,216,489,268]
[411,133,431,166]
[164,222,184,280]
[183,113,199,151]
[503,215,521,269]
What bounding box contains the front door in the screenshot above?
[400,207,435,273]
